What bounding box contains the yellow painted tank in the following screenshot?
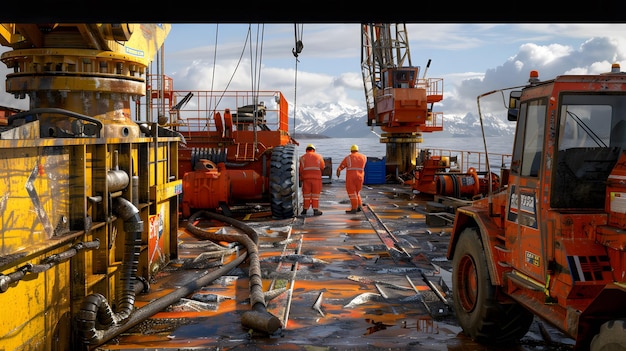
[0,23,181,350]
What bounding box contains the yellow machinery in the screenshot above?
[0,24,181,349]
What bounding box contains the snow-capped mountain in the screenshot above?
[439,112,517,137]
[292,101,367,136]
[291,102,516,138]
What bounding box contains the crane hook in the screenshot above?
[292,23,304,59]
[292,40,303,58]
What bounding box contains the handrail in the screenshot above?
[422,147,512,174]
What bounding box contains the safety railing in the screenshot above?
[422,147,512,175]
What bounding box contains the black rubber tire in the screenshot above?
[269,144,298,219]
[590,319,626,351]
[452,227,534,345]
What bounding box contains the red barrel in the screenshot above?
[435,168,480,198]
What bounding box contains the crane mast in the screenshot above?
[361,23,444,179]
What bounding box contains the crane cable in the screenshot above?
[292,23,304,214]
[207,24,219,133]
[248,24,264,102]
[209,24,254,119]
[292,23,303,136]
[248,24,265,147]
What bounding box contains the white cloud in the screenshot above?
[441,34,626,119]
[3,23,626,126]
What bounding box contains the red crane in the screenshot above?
[361,23,444,180]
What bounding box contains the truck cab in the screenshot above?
[447,64,626,351]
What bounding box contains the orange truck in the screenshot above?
[447,64,626,350]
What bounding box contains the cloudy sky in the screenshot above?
[2,23,626,119]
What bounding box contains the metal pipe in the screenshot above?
[0,240,100,293]
[131,175,139,207]
[420,269,450,309]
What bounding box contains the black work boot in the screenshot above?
[301,209,308,216]
[313,209,323,216]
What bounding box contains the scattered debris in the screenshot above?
[169,298,218,312]
[343,292,382,308]
[406,275,432,315]
[264,287,288,302]
[347,275,413,291]
[312,291,325,317]
[261,254,328,264]
[420,269,450,310]
[190,293,233,303]
[374,267,421,274]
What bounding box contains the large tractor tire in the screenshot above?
[590,319,626,351]
[269,144,298,219]
[452,227,534,345]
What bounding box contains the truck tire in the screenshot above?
[452,227,534,345]
[590,319,626,351]
[269,144,298,219]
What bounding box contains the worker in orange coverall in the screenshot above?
[299,144,325,216]
[336,144,367,214]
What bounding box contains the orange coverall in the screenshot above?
[299,149,325,211]
[337,151,367,211]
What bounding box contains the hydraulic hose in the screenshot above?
[78,202,280,346]
[186,210,282,334]
[112,197,144,321]
[90,250,247,348]
[75,196,143,344]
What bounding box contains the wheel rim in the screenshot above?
[457,253,478,312]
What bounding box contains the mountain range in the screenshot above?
[291,102,516,139]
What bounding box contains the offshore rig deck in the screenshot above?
[94,179,459,350]
[94,179,570,350]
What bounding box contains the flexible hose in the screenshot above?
[75,197,143,344]
[186,210,282,334]
[78,205,281,346]
[90,251,247,348]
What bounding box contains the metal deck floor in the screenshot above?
[94,180,571,351]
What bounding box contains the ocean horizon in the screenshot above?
[295,135,512,169]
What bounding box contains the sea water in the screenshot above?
[298,135,514,174]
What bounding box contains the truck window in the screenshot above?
[510,103,526,175]
[521,100,546,177]
[551,95,623,208]
[558,105,611,150]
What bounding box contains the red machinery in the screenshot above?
[147,75,299,219]
[361,24,504,199]
[411,149,501,198]
[361,23,444,178]
[447,64,626,350]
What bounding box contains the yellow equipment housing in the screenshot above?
[0,23,182,350]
